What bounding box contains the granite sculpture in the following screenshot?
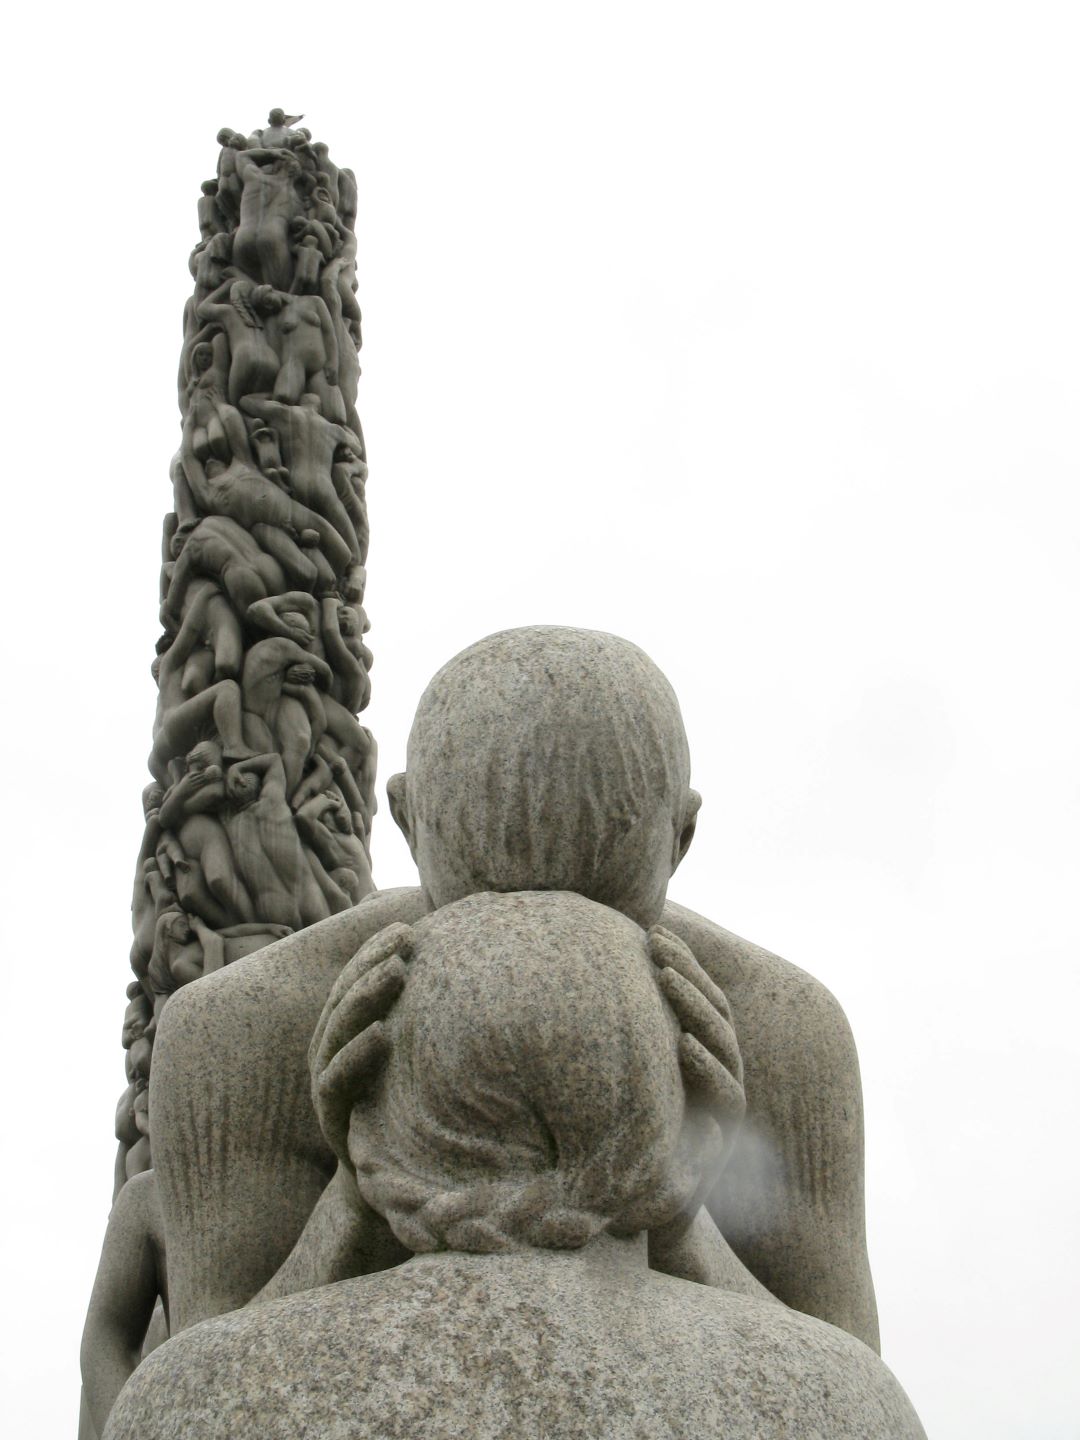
[82,110,374,1437]
[104,892,924,1439]
[85,624,881,1414]
[83,111,925,1439]
[116,107,373,1194]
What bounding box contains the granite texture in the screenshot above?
[117,104,375,1199]
[106,1253,922,1440]
[90,625,899,1430]
[105,892,923,1440]
[83,111,375,1435]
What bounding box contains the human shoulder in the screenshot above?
[154,888,428,1062]
[649,1279,923,1438]
[661,900,846,1012]
[659,899,859,1081]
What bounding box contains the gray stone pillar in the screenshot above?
[115,110,374,1198]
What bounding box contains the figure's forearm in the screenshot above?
[81,1323,142,1435]
[250,1164,409,1303]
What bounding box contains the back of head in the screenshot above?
[348,891,714,1254]
[399,627,696,927]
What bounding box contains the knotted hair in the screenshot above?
[343,891,722,1255]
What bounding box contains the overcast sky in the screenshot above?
[2,3,1078,1435]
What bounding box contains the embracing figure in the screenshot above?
[105,891,923,1440]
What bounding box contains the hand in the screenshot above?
[308,922,414,1166]
[647,926,745,1127]
[324,367,338,386]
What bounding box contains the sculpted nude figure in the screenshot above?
[106,893,922,1440]
[259,289,347,423]
[152,579,242,724]
[194,277,283,404]
[237,632,332,799]
[214,129,246,222]
[179,451,354,577]
[240,394,362,556]
[157,743,255,928]
[294,790,373,902]
[163,516,286,623]
[141,627,879,1359]
[221,753,350,930]
[232,147,302,290]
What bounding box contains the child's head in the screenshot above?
[388,627,700,928]
[344,891,723,1254]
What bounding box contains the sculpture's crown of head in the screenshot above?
[388,626,700,928]
[344,891,722,1255]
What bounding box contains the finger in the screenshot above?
[311,955,406,1085]
[648,926,733,1024]
[309,923,413,1062]
[678,1032,746,1122]
[315,1021,390,1161]
[656,967,743,1086]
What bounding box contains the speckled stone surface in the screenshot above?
[139,628,882,1353]
[105,1249,924,1439]
[107,893,924,1439]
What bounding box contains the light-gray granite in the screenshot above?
[104,892,923,1439]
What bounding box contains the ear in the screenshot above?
[386,772,416,855]
[671,789,702,873]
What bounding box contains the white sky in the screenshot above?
[2,3,1078,1435]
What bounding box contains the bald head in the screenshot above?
[389,627,700,927]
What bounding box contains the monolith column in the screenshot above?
[115,109,374,1197]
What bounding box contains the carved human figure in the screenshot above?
[258,290,346,422]
[105,894,923,1440]
[214,129,247,221]
[249,108,305,152]
[147,907,292,1022]
[157,744,255,929]
[222,753,337,930]
[82,1170,168,1440]
[320,597,371,711]
[187,233,235,329]
[294,789,373,901]
[197,180,226,242]
[142,628,874,1354]
[180,331,240,467]
[179,451,354,577]
[232,148,303,290]
[146,910,217,1015]
[330,444,369,561]
[318,229,363,437]
[240,394,361,555]
[193,276,282,403]
[237,634,333,798]
[129,787,167,978]
[147,675,252,785]
[163,517,286,623]
[153,580,243,725]
[112,983,155,1200]
[246,591,324,655]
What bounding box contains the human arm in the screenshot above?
[319,600,368,711]
[246,592,320,644]
[251,1162,409,1304]
[188,914,226,974]
[239,394,288,426]
[80,1171,165,1436]
[314,296,339,382]
[661,901,881,1350]
[283,651,334,692]
[193,270,239,325]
